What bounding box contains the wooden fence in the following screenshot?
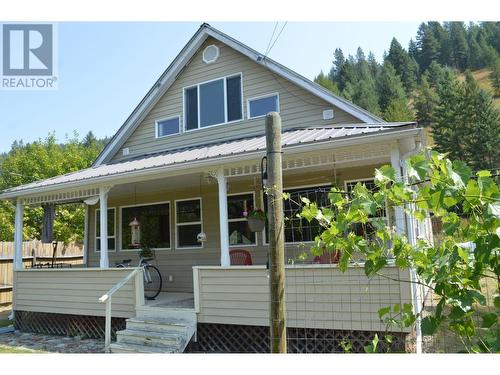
[0,241,84,306]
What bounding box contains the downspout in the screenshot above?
[399,134,423,354]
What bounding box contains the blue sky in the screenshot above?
[0,22,421,152]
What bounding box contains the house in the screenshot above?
[0,24,426,353]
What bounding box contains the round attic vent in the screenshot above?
[203,45,219,64]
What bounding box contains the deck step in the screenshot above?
[116,329,184,348]
[110,312,196,353]
[109,342,178,353]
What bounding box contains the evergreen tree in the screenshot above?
[351,57,380,115]
[408,38,418,62]
[376,62,408,114]
[490,57,500,97]
[314,71,340,95]
[384,98,414,122]
[460,71,500,169]
[329,48,345,83]
[447,22,470,70]
[367,51,380,78]
[386,37,419,94]
[414,76,440,126]
[416,23,441,71]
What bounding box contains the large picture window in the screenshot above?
[227,193,256,246]
[176,199,202,248]
[264,186,331,243]
[121,203,170,250]
[95,208,116,252]
[184,74,242,130]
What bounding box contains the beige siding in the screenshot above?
[195,265,412,332]
[13,268,139,318]
[86,165,386,293]
[111,37,361,162]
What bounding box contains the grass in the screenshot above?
[456,68,500,108]
[0,319,13,328]
[0,345,45,353]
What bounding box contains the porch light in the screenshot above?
[129,217,141,248]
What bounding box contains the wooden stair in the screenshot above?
[110,306,196,353]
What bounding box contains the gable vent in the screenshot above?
[202,45,219,64]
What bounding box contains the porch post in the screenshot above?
[216,169,230,267]
[83,205,89,266]
[13,199,24,270]
[99,187,111,269]
[390,145,406,235]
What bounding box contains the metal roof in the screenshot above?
[0,123,417,198]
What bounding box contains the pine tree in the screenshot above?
[414,76,440,126]
[367,51,380,78]
[460,71,500,169]
[376,62,408,114]
[329,48,345,83]
[447,22,470,70]
[351,57,380,115]
[314,71,341,95]
[416,23,441,71]
[490,57,500,97]
[384,98,414,122]
[386,38,419,94]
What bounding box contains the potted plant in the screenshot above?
[244,208,266,232]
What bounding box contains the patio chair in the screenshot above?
[313,249,341,264]
[229,249,253,265]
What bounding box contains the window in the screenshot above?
[248,93,279,119]
[121,203,170,250]
[264,186,331,243]
[344,179,387,238]
[184,74,242,130]
[228,193,256,246]
[176,199,202,248]
[95,208,116,252]
[156,117,180,138]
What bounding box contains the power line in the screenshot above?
[265,22,288,59]
[264,22,279,58]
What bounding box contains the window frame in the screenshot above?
[247,92,280,120]
[182,73,244,132]
[175,197,204,250]
[262,183,332,245]
[95,207,116,253]
[343,178,388,222]
[227,191,257,248]
[155,116,181,139]
[118,201,172,252]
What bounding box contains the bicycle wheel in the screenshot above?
[143,265,162,300]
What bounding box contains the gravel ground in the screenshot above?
[0,331,104,353]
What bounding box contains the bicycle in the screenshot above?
[115,256,162,300]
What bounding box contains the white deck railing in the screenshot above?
[99,268,144,352]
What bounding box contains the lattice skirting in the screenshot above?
[189,323,409,353]
[14,311,126,340]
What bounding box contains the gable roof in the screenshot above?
[93,23,385,167]
[0,123,418,199]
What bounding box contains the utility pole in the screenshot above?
[265,112,287,353]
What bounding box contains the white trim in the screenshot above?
[118,201,172,252]
[202,44,220,64]
[155,116,181,139]
[246,92,280,120]
[95,207,116,253]
[93,24,384,166]
[175,197,203,250]
[227,191,257,248]
[182,72,243,132]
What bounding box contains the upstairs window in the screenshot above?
[184,74,242,130]
[248,93,279,119]
[156,116,180,138]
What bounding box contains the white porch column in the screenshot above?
[216,169,230,267]
[13,199,24,270]
[83,205,89,267]
[390,145,406,235]
[99,187,111,269]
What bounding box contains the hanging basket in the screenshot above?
[247,217,265,232]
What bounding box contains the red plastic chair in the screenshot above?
[313,250,341,264]
[229,249,253,265]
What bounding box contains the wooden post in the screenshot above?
[265,112,287,353]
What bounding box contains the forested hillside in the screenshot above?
[315,22,500,170]
[0,132,108,243]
